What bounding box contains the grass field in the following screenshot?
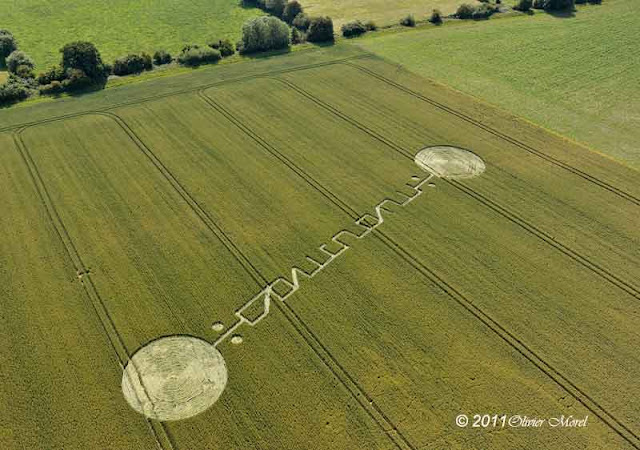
[304,0,477,28]
[0,0,263,69]
[1,46,639,448]
[359,0,640,169]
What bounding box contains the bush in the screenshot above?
[306,16,334,43]
[400,14,416,27]
[61,68,94,91]
[177,45,222,66]
[364,20,378,31]
[0,30,18,63]
[283,1,304,23]
[533,0,545,7]
[60,41,109,83]
[472,3,498,18]
[292,13,311,30]
[514,0,533,11]
[37,65,66,85]
[341,20,367,38]
[265,0,286,17]
[39,80,64,96]
[456,4,477,18]
[456,3,498,18]
[153,50,172,65]
[541,0,575,9]
[429,9,443,24]
[112,53,153,76]
[0,76,30,105]
[241,16,291,53]
[208,38,235,57]
[15,64,35,79]
[6,50,34,74]
[291,27,305,45]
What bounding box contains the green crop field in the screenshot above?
[0,0,263,69]
[359,0,640,170]
[304,0,477,28]
[1,45,639,449]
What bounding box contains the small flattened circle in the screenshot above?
[415,146,485,179]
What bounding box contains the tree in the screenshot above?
[306,17,334,43]
[341,21,367,38]
[208,38,235,57]
[514,0,533,11]
[218,39,235,57]
[153,50,172,65]
[0,75,30,105]
[534,0,574,8]
[292,13,311,31]
[60,68,93,91]
[400,14,416,27]
[364,20,378,31]
[0,30,18,63]
[6,50,34,74]
[291,27,304,45]
[429,9,443,24]
[37,66,66,85]
[265,0,286,17]
[472,3,498,18]
[241,16,290,53]
[112,53,153,76]
[283,1,304,23]
[456,4,476,18]
[177,45,222,66]
[60,41,109,82]
[542,0,575,9]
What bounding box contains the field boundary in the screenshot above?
[11,129,175,450]
[0,55,370,135]
[341,61,640,207]
[271,75,640,301]
[199,78,639,447]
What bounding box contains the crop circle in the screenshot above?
[415,146,485,179]
[121,335,227,421]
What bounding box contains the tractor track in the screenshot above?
[269,76,640,301]
[341,61,640,208]
[196,89,415,450]
[198,78,639,447]
[12,129,176,450]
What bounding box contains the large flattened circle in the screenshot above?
[122,336,227,421]
[415,146,485,179]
